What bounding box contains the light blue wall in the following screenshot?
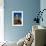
[4,0,40,42]
[40,0,46,27]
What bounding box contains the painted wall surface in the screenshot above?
[40,0,46,27]
[4,0,40,42]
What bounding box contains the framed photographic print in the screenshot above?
[12,11,23,26]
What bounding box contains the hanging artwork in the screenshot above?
[12,11,23,26]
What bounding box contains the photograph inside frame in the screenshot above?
[14,12,22,25]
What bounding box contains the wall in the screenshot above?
[4,0,40,42]
[40,0,46,27]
